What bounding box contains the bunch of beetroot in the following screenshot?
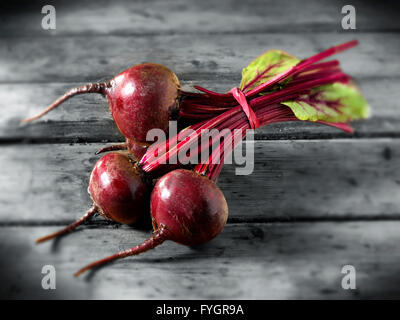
[24,41,368,276]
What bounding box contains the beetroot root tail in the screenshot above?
[95,143,127,155]
[21,82,107,124]
[36,205,98,244]
[74,224,169,277]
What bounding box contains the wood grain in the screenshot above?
[3,77,398,142]
[1,0,399,300]
[0,139,398,223]
[1,221,400,299]
[1,0,399,36]
[1,33,398,84]
[2,31,397,142]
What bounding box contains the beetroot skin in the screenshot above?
[89,152,150,225]
[106,63,180,144]
[151,169,228,246]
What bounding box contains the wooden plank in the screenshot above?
[1,0,399,37]
[0,33,399,83]
[3,77,399,142]
[1,221,400,299]
[0,139,398,223]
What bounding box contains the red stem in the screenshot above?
[36,205,98,244]
[143,41,359,172]
[143,75,352,172]
[299,60,340,73]
[95,143,128,155]
[245,40,358,97]
[207,128,246,181]
[74,224,169,277]
[21,83,107,123]
[140,106,243,171]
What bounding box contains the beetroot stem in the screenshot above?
[74,224,169,277]
[21,82,107,123]
[95,143,127,155]
[141,107,242,171]
[246,40,358,97]
[141,42,359,172]
[36,205,98,244]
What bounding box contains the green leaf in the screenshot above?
[240,50,300,92]
[281,82,369,123]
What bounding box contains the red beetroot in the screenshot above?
[106,64,180,143]
[22,63,181,154]
[36,152,150,243]
[88,152,150,224]
[33,41,367,275]
[74,169,228,276]
[150,169,228,246]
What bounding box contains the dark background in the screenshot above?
[0,0,399,299]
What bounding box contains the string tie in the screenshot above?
[229,87,259,129]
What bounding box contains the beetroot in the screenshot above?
[151,169,228,246]
[36,152,150,243]
[88,152,150,224]
[106,64,180,143]
[31,41,369,277]
[74,169,228,276]
[22,63,181,152]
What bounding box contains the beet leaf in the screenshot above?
[281,82,369,123]
[240,50,299,92]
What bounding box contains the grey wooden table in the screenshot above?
[1,0,400,299]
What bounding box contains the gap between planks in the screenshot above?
[1,130,400,145]
[1,29,400,39]
[1,215,400,228]
[0,138,398,222]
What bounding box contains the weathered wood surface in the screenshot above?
[3,77,399,142]
[1,0,399,36]
[2,32,400,141]
[2,21,399,142]
[2,221,400,299]
[2,33,399,83]
[1,0,399,300]
[0,139,398,223]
